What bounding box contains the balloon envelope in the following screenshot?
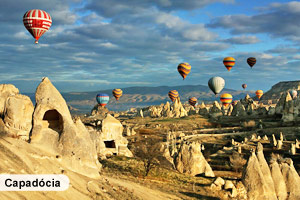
[23,9,52,44]
[242,84,247,90]
[255,90,263,99]
[290,90,297,99]
[247,57,256,68]
[177,63,191,80]
[223,57,235,71]
[208,77,225,95]
[220,93,233,107]
[188,97,197,107]
[168,90,179,102]
[96,93,109,107]
[112,89,123,100]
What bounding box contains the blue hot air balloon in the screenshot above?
[96,93,109,107]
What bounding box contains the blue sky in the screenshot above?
[0,0,300,93]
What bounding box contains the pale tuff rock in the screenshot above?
[174,141,214,177]
[256,143,277,198]
[171,97,188,118]
[290,143,296,155]
[100,114,133,157]
[198,106,209,116]
[0,84,19,116]
[277,140,283,150]
[224,180,238,198]
[296,139,300,148]
[272,134,278,147]
[275,92,292,115]
[268,106,276,115]
[188,107,197,115]
[257,136,261,140]
[136,108,144,118]
[91,105,109,118]
[242,151,277,200]
[269,158,288,200]
[263,135,269,141]
[280,158,300,200]
[1,94,34,140]
[280,132,284,141]
[30,77,101,178]
[209,101,223,118]
[231,101,247,116]
[211,177,225,190]
[161,101,171,117]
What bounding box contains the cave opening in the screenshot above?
[43,109,63,134]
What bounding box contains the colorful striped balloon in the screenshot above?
[255,90,263,99]
[168,90,179,102]
[112,89,123,100]
[96,93,110,107]
[188,97,197,107]
[223,57,235,71]
[23,9,52,44]
[242,84,247,90]
[247,57,256,68]
[220,93,233,107]
[177,63,191,80]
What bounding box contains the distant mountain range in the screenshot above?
[26,84,256,113]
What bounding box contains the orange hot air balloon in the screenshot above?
[256,90,263,99]
[223,57,235,71]
[220,93,233,107]
[168,90,179,102]
[23,9,52,44]
[177,63,191,80]
[188,97,197,107]
[112,89,123,100]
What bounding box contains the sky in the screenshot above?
[0,0,300,93]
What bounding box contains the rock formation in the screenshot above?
[269,157,288,200]
[209,101,223,118]
[280,158,300,200]
[174,141,214,177]
[231,101,247,116]
[98,114,133,158]
[1,94,34,140]
[242,151,277,200]
[29,77,101,177]
[91,105,110,118]
[243,143,300,200]
[0,84,19,116]
[256,143,276,197]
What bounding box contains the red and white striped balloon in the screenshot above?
[23,9,52,44]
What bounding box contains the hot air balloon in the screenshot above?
[96,93,109,107]
[177,63,191,80]
[289,90,297,99]
[23,9,52,44]
[220,93,233,108]
[168,90,179,102]
[112,89,123,100]
[223,57,235,71]
[220,93,233,107]
[247,57,256,68]
[242,84,247,90]
[208,77,225,95]
[188,97,197,107]
[255,90,263,99]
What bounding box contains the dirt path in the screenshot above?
[104,176,181,200]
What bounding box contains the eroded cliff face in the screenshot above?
[261,81,300,101]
